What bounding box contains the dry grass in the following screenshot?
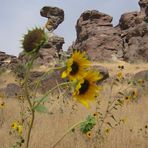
[0,61,148,148]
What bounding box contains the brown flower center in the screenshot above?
[70,61,79,75]
[79,79,89,95]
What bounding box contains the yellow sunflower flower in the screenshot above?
[104,128,110,134]
[17,125,23,135]
[0,102,5,109]
[11,121,19,129]
[116,71,123,80]
[86,131,92,138]
[73,71,102,108]
[62,51,90,80]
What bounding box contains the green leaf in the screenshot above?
[80,115,96,133]
[34,105,48,113]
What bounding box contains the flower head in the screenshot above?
[116,71,123,80]
[124,95,131,101]
[104,128,110,134]
[17,125,23,135]
[137,79,144,85]
[86,131,92,138]
[11,121,23,135]
[11,121,19,129]
[0,102,5,109]
[62,51,90,80]
[73,71,101,108]
[22,27,47,53]
[118,65,124,69]
[131,90,138,100]
[93,112,98,117]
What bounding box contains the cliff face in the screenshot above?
[69,0,148,63]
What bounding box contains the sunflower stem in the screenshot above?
[52,120,85,148]
[33,66,65,98]
[33,81,71,109]
[23,54,37,148]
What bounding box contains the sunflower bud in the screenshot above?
[22,27,48,53]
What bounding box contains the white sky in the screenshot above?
[0,0,139,56]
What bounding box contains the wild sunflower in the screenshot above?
[61,51,90,80]
[0,102,5,109]
[11,121,19,129]
[73,71,102,108]
[86,131,92,138]
[22,27,48,53]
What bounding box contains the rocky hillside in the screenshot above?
[69,0,148,63]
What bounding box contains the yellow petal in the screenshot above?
[79,99,90,108]
[17,125,23,134]
[61,71,67,78]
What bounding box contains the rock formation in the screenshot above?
[70,0,148,63]
[120,0,148,63]
[69,10,123,61]
[0,51,18,69]
[40,6,64,31]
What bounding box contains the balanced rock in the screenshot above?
[40,6,64,31]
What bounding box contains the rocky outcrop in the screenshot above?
[69,10,123,61]
[120,0,148,63]
[37,34,64,65]
[70,0,148,63]
[40,6,64,31]
[139,0,148,14]
[0,51,18,69]
[121,23,148,63]
[37,6,65,66]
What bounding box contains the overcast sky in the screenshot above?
[0,0,139,56]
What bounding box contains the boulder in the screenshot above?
[40,6,64,31]
[139,0,148,14]
[29,70,63,93]
[69,10,123,61]
[4,83,21,98]
[134,70,148,82]
[119,12,144,30]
